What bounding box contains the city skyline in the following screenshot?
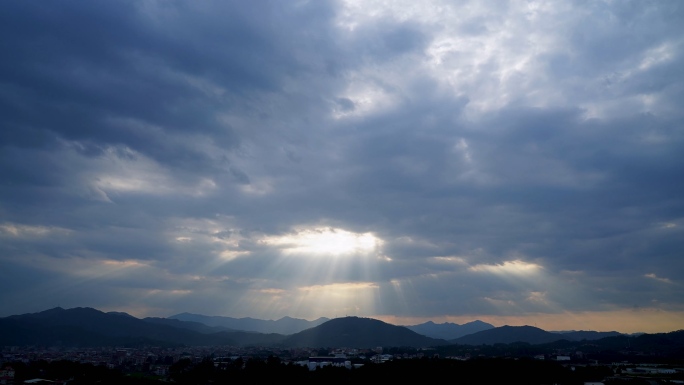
[1,0,683,334]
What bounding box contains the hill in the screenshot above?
[558,330,622,341]
[453,325,564,345]
[282,316,447,348]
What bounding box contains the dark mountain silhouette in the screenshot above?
[1,309,441,348]
[282,316,447,348]
[169,312,329,334]
[628,329,684,355]
[4,307,676,353]
[106,311,137,319]
[556,330,622,341]
[0,307,285,347]
[453,325,565,345]
[453,325,626,345]
[407,320,494,340]
[534,330,684,358]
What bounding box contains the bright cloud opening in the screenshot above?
[0,223,71,238]
[261,227,383,256]
[469,260,543,276]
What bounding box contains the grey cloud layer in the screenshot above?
[1,0,683,321]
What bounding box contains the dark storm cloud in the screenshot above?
[0,0,337,169]
[1,0,683,328]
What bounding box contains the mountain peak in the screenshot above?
[283,316,445,348]
[45,307,65,313]
[406,319,494,340]
[107,311,137,319]
[455,324,561,345]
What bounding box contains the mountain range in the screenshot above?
[168,312,329,335]
[0,308,444,348]
[452,325,622,345]
[0,307,284,347]
[2,307,673,350]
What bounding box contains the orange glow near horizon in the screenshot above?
[92,305,684,335]
[373,309,684,334]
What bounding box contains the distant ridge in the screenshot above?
[282,316,447,348]
[0,307,285,347]
[407,320,494,340]
[554,330,622,341]
[169,312,329,335]
[143,317,237,334]
[454,325,563,345]
[452,325,624,345]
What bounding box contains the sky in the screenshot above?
[1,0,683,334]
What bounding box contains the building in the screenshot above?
[302,357,351,371]
[0,366,14,385]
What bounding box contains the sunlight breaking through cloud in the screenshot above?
[260,227,383,256]
[1,0,683,332]
[469,260,543,276]
[293,282,380,318]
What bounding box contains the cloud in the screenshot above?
[0,0,683,332]
[645,273,674,285]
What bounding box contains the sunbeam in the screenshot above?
[260,227,382,256]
